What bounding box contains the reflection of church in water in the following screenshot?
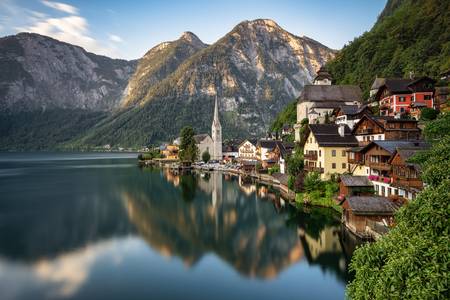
[122,169,355,281]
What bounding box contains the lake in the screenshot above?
[0,153,362,300]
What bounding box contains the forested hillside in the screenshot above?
[327,0,450,98]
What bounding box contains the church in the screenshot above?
[194,97,222,161]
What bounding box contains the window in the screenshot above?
[332,163,336,169]
[342,150,346,157]
[424,95,432,100]
[342,163,346,169]
[400,107,405,113]
[319,150,321,157]
[378,135,382,140]
[332,150,336,157]
[399,96,406,102]
[381,186,386,196]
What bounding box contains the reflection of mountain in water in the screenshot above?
[123,170,303,279]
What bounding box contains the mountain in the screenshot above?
[0,33,137,112]
[326,0,450,98]
[122,31,207,107]
[75,19,335,147]
[0,33,137,150]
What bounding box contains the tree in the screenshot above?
[420,108,439,121]
[202,150,211,163]
[423,112,450,141]
[179,126,198,162]
[347,117,450,299]
[303,171,322,192]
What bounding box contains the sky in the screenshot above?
[0,0,387,60]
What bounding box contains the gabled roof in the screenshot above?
[347,196,400,215]
[309,124,358,147]
[352,114,419,134]
[340,175,373,187]
[194,134,211,143]
[238,139,257,148]
[361,140,428,155]
[258,139,280,149]
[387,147,428,170]
[298,85,362,103]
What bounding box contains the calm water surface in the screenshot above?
[0,153,361,300]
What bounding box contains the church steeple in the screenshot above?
[211,96,222,160]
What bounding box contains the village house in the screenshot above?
[388,147,427,201]
[351,114,421,146]
[222,141,239,162]
[294,85,362,137]
[339,175,374,198]
[333,104,372,129]
[358,140,427,200]
[342,196,400,238]
[161,144,179,159]
[238,139,257,161]
[303,124,358,180]
[372,77,436,118]
[256,140,286,169]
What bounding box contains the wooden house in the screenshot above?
[352,114,421,146]
[388,147,426,200]
[339,175,374,198]
[342,196,400,237]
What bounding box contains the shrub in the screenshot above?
[420,107,439,121]
[202,150,211,163]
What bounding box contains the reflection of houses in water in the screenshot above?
[162,169,180,187]
[121,171,305,280]
[238,175,257,196]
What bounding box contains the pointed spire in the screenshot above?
[213,96,220,127]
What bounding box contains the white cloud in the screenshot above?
[108,34,123,43]
[41,0,78,15]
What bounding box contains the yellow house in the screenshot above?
[304,124,358,180]
[161,144,179,160]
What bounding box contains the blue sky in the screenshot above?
[0,0,387,59]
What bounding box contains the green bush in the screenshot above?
[303,171,322,192]
[420,108,439,121]
[202,150,211,163]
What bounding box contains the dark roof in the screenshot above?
[383,78,413,93]
[338,105,359,115]
[193,134,211,143]
[258,139,278,149]
[314,66,333,81]
[311,102,345,109]
[388,147,428,170]
[298,85,362,103]
[340,175,373,187]
[361,140,428,154]
[309,124,358,147]
[347,196,400,215]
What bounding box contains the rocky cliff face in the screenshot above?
[0,33,137,112]
[0,19,336,148]
[78,19,336,146]
[122,31,207,107]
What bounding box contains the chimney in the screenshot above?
[338,124,345,137]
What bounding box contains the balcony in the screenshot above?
[359,128,373,134]
[304,165,324,173]
[368,161,391,171]
[391,177,423,189]
[368,175,392,184]
[304,153,318,160]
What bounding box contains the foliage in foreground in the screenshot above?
[347,118,450,299]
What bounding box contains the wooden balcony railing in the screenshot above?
[359,128,373,134]
[348,158,364,164]
[304,153,318,161]
[368,162,391,171]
